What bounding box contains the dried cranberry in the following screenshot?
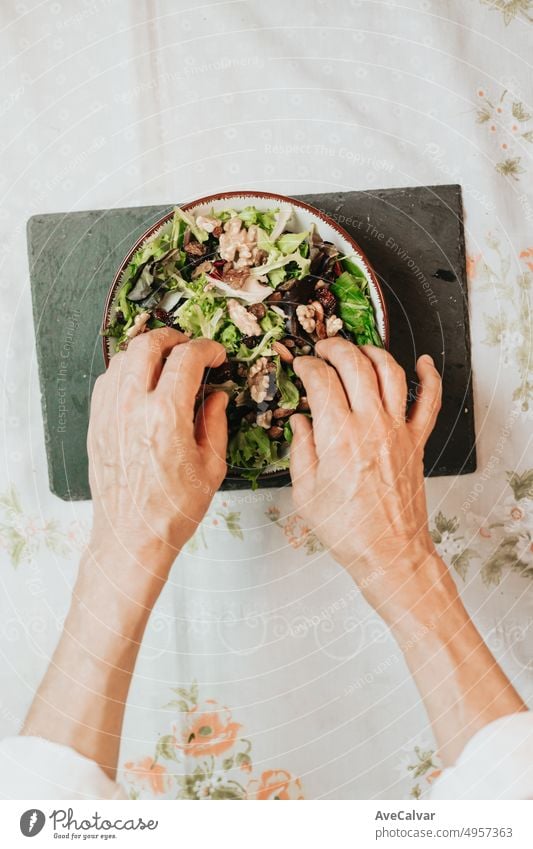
[315,286,337,316]
[153,308,175,327]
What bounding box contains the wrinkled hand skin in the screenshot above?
[87,329,228,581]
[290,339,443,611]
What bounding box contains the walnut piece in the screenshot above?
[219,217,259,268]
[296,304,316,333]
[192,260,214,279]
[220,265,251,289]
[256,409,273,429]
[326,315,343,337]
[227,299,262,337]
[196,214,218,233]
[125,311,150,339]
[248,356,275,404]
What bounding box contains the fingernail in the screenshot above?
[420,354,434,366]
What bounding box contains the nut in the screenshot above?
[296,304,316,333]
[227,299,262,336]
[267,425,283,439]
[192,260,214,279]
[248,356,276,404]
[248,303,267,320]
[125,311,150,339]
[219,217,258,268]
[272,340,294,363]
[256,409,273,429]
[326,315,343,337]
[196,215,219,233]
[184,241,205,257]
[272,407,292,419]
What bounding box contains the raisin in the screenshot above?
[207,361,232,384]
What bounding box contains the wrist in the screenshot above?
[352,544,464,634]
[78,533,180,620]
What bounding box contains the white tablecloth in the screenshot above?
[0,0,531,800]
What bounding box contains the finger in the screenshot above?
[195,391,229,481]
[292,355,351,454]
[123,327,189,391]
[314,337,381,414]
[358,345,408,420]
[289,414,318,507]
[156,338,227,423]
[408,355,442,440]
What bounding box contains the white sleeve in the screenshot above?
[0,737,127,800]
[430,712,533,800]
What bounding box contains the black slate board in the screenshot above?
[28,185,476,501]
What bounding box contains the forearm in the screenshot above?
[22,543,170,780]
[374,551,527,766]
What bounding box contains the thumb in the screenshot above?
[195,391,229,476]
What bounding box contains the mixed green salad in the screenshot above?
[105,203,383,486]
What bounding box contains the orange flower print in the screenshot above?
[123,757,169,795]
[520,248,533,272]
[248,769,304,800]
[466,254,481,280]
[173,699,241,758]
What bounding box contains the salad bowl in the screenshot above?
[103,190,389,487]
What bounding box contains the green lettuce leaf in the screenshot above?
[229,422,280,488]
[275,358,299,410]
[249,249,310,280]
[175,292,226,339]
[218,322,241,354]
[172,206,209,243]
[276,231,308,255]
[260,309,286,336]
[331,272,382,347]
[238,206,278,232]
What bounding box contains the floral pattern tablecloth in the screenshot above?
[0,0,531,800]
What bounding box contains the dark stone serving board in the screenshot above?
[27,185,476,501]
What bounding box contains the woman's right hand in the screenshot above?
[289,339,445,616]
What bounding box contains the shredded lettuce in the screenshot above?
[234,328,282,362]
[249,249,310,280]
[172,206,209,244]
[175,293,226,339]
[276,231,308,255]
[170,211,187,249]
[229,421,283,488]
[218,322,241,354]
[237,206,278,232]
[341,256,368,282]
[275,358,299,410]
[331,272,382,347]
[267,267,286,287]
[260,309,286,336]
